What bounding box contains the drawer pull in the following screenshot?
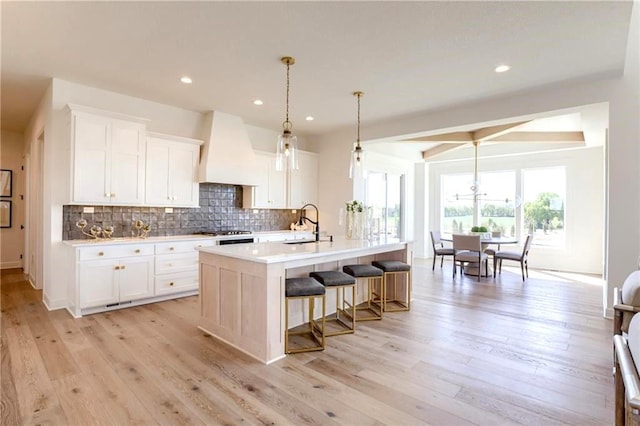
[115,266,120,270]
[98,252,104,256]
[120,265,126,270]
[135,249,141,253]
[169,282,174,287]
[169,247,175,251]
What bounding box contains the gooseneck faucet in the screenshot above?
[298,203,320,241]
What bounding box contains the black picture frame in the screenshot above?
[0,169,12,197]
[0,200,11,228]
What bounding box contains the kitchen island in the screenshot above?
[197,237,412,364]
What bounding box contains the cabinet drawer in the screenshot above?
[79,244,154,260]
[155,239,215,255]
[155,252,198,274]
[155,272,198,296]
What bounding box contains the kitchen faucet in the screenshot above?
[297,203,320,241]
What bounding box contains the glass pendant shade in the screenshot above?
[276,130,298,171]
[349,143,367,178]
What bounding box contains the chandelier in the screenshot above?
[276,56,299,171]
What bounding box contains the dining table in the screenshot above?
[441,233,518,277]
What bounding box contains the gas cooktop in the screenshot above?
[195,230,252,236]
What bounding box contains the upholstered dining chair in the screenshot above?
[452,234,489,281]
[430,230,455,270]
[483,231,503,257]
[493,234,533,281]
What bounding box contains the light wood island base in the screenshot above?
[198,238,412,364]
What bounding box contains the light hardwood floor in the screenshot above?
[1,259,613,425]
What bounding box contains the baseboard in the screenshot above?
[1,261,22,269]
[42,294,67,311]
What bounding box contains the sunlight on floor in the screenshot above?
[415,257,605,287]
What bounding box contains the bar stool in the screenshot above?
[285,277,326,354]
[372,260,411,312]
[309,271,356,336]
[342,264,384,320]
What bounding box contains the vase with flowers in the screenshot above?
[344,200,368,239]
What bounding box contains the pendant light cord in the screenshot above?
[284,60,291,129]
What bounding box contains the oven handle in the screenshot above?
[217,237,255,245]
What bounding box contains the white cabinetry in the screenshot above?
[69,105,147,205]
[145,133,202,207]
[289,151,319,208]
[77,244,154,309]
[243,150,317,209]
[154,239,215,296]
[243,151,286,208]
[65,237,215,317]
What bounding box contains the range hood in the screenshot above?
[199,111,260,186]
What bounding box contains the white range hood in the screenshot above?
[199,111,260,186]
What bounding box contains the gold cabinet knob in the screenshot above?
[120,265,126,270]
[98,251,104,256]
[135,249,141,253]
[169,282,174,287]
[169,247,174,251]
[115,266,120,270]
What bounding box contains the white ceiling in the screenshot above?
[1,1,634,139]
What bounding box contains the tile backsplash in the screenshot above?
[62,183,299,240]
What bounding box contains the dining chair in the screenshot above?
[493,234,534,281]
[452,234,488,281]
[430,230,455,270]
[483,231,502,257]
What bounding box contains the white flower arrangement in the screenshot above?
[345,200,365,213]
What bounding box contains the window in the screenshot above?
[479,171,516,237]
[441,171,516,236]
[367,171,403,239]
[442,173,474,234]
[522,167,565,247]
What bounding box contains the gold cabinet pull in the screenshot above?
[135,249,141,253]
[120,265,126,270]
[169,282,174,287]
[169,247,174,251]
[98,252,104,256]
[115,266,120,270]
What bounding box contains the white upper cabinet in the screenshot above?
[145,133,202,207]
[289,150,319,208]
[243,151,286,209]
[69,106,147,205]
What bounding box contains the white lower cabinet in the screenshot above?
[154,239,215,296]
[80,256,154,308]
[66,237,215,317]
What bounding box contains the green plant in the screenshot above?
[471,226,488,233]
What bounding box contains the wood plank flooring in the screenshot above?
[1,259,614,425]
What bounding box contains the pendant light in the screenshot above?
[349,91,366,178]
[276,56,299,171]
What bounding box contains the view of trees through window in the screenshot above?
[523,167,565,246]
[441,167,566,246]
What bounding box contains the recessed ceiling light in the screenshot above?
[495,65,511,73]
[180,76,192,84]
[305,116,314,121]
[253,99,263,106]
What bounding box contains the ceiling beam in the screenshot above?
[488,131,585,143]
[421,143,466,160]
[471,121,529,141]
[404,131,473,143]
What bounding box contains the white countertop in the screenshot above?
[62,234,219,247]
[197,237,408,264]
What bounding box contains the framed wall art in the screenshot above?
[0,200,11,228]
[0,169,12,197]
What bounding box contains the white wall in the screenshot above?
[0,130,25,269]
[426,147,604,274]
